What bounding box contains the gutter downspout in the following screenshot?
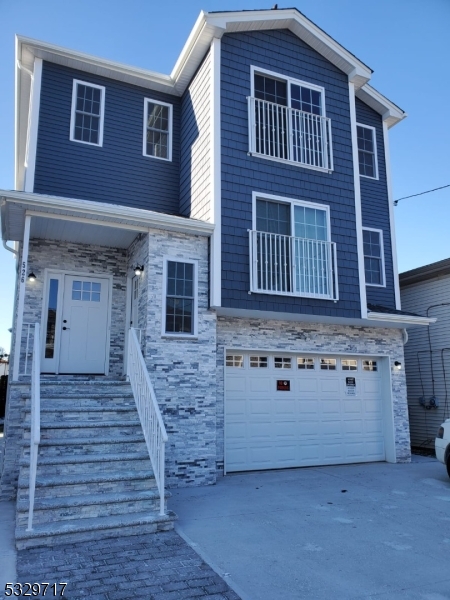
[3,240,18,256]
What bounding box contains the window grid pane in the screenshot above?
[363,229,383,285]
[146,102,170,159]
[73,84,102,145]
[165,261,194,334]
[357,126,376,177]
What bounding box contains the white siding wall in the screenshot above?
[401,275,450,448]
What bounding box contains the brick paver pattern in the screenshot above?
[15,531,241,600]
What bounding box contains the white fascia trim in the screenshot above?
[204,10,372,84]
[210,37,222,308]
[356,84,406,129]
[24,58,42,192]
[215,306,434,329]
[383,122,401,309]
[348,82,367,318]
[367,312,436,326]
[0,190,214,238]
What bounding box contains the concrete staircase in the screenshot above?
[15,379,176,549]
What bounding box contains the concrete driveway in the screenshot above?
[170,456,450,600]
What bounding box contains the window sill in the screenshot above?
[366,283,386,288]
[250,289,338,302]
[360,174,379,181]
[161,334,198,341]
[248,152,333,174]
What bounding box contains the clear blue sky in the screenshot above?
[0,0,448,352]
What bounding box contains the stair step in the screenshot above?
[23,405,136,414]
[15,510,177,549]
[16,489,169,527]
[18,469,154,490]
[21,456,151,477]
[19,451,149,467]
[24,419,141,429]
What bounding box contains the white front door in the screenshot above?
[59,275,110,374]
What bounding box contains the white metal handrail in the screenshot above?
[127,327,168,516]
[248,97,334,171]
[27,322,41,531]
[249,230,339,301]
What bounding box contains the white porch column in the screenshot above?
[13,214,31,381]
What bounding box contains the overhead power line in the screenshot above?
[394,184,450,206]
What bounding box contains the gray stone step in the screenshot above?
[20,451,149,467]
[23,420,143,440]
[20,453,151,477]
[23,404,137,417]
[23,435,147,456]
[17,469,156,501]
[16,488,169,527]
[15,509,177,550]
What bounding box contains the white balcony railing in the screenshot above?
[248,97,334,172]
[127,327,167,516]
[249,230,339,301]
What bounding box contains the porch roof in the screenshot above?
[0,190,214,248]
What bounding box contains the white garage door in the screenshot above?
[225,352,385,472]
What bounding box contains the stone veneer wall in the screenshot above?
[22,239,128,377]
[215,317,410,475]
[143,228,217,487]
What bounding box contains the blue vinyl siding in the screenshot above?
[220,30,361,318]
[356,97,396,309]
[180,50,211,219]
[34,61,181,214]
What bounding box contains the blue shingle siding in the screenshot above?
[180,50,211,220]
[356,97,396,309]
[220,30,361,318]
[34,61,181,214]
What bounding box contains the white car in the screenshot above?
[435,419,450,478]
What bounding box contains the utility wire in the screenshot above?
[394,184,450,206]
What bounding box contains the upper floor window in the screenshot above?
[249,67,333,172]
[143,99,172,161]
[249,193,338,301]
[357,124,378,179]
[363,228,385,287]
[70,80,105,146]
[162,259,197,336]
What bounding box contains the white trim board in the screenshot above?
[210,37,222,309]
[24,58,42,193]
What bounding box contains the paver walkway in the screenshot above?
[16,531,241,600]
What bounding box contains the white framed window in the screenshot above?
[226,355,244,368]
[162,258,197,337]
[363,360,378,372]
[274,357,292,369]
[356,124,378,179]
[250,192,338,301]
[70,80,105,146]
[249,66,333,172]
[320,358,336,370]
[143,98,173,161]
[297,357,315,370]
[362,228,385,287]
[341,359,357,371]
[250,356,268,368]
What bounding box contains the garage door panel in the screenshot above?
[295,379,319,393]
[225,353,385,472]
[249,378,272,392]
[320,400,341,414]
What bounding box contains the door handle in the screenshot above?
[62,327,70,330]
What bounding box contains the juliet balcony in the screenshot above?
[248,97,334,172]
[249,230,339,301]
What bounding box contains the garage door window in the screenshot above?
[342,359,357,371]
[297,357,315,369]
[275,357,291,369]
[226,355,244,367]
[363,360,377,371]
[320,358,336,370]
[250,356,268,368]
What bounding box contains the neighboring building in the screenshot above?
[400,259,450,450]
[0,8,434,546]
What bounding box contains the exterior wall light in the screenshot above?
[27,272,36,282]
[394,361,402,370]
[134,265,144,276]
